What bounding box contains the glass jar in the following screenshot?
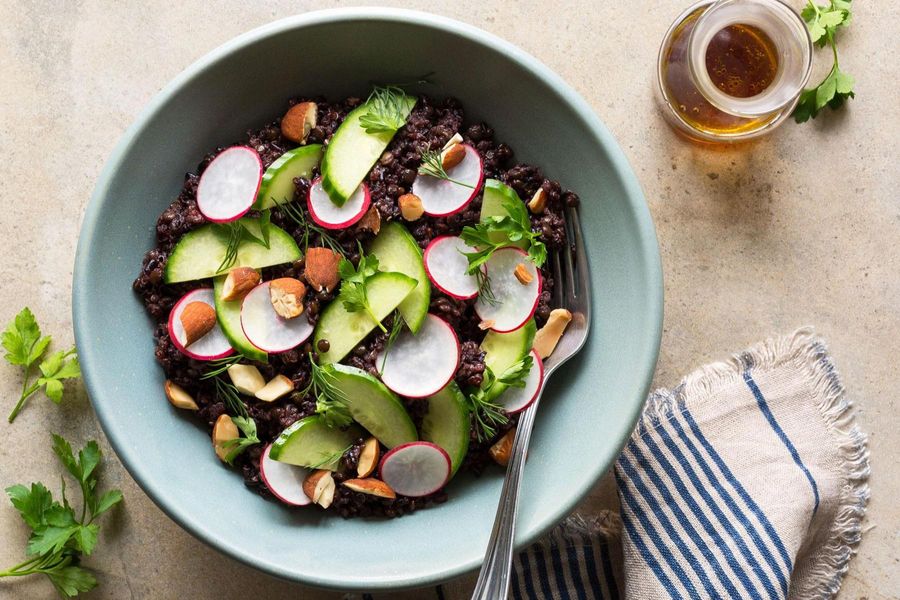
[657,0,813,143]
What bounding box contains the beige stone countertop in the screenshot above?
[1,1,897,598]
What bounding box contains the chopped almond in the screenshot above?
[281,102,317,144]
[528,188,548,214]
[356,437,380,478]
[343,478,396,499]
[221,267,260,301]
[269,277,306,319]
[533,309,573,359]
[442,132,463,150]
[303,470,336,508]
[304,247,342,292]
[164,380,198,411]
[212,414,239,462]
[440,143,466,170]
[255,375,294,402]
[478,319,496,331]
[227,364,265,395]
[180,301,216,346]
[356,205,381,235]
[489,428,516,466]
[399,193,424,221]
[514,263,534,285]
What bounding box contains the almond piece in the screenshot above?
[533,308,573,359]
[442,132,463,150]
[227,364,266,395]
[440,143,466,170]
[356,437,381,478]
[269,277,306,319]
[255,374,294,402]
[528,188,548,214]
[489,428,516,467]
[304,247,342,292]
[514,263,534,285]
[164,380,199,411]
[356,205,381,235]
[221,267,260,301]
[212,414,239,462]
[399,193,424,221]
[303,470,336,508]
[342,478,396,499]
[180,301,216,346]
[478,319,496,331]
[281,101,317,144]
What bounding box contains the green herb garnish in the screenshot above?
[214,216,272,273]
[358,86,409,134]
[338,247,387,332]
[459,195,547,274]
[272,197,345,257]
[378,310,406,374]
[417,149,475,188]
[793,0,855,123]
[308,443,353,470]
[212,377,260,464]
[200,355,243,380]
[303,357,353,428]
[1,434,123,597]
[467,354,534,441]
[3,308,81,423]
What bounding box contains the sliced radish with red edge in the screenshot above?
[475,247,542,333]
[379,441,451,497]
[307,177,370,230]
[168,289,234,360]
[413,144,484,217]
[423,236,481,300]
[241,282,313,353]
[497,350,544,414]
[197,146,263,223]
[376,314,459,398]
[260,444,311,506]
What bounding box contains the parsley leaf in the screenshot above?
[459,194,547,275]
[222,416,261,464]
[338,249,387,332]
[466,354,535,441]
[3,308,81,423]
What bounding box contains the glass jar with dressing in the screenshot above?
[657,0,813,143]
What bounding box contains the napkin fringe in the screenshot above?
[634,328,870,600]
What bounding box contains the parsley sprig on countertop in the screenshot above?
[3,308,81,423]
[793,0,855,123]
[1,435,123,597]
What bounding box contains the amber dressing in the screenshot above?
[661,7,781,135]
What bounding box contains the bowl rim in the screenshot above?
[73,6,663,590]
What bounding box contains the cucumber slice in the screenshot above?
[255,144,323,209]
[212,275,267,363]
[314,271,417,364]
[320,95,416,206]
[480,179,528,249]
[329,363,417,449]
[369,222,430,333]
[481,320,537,401]
[421,382,470,477]
[164,219,300,284]
[269,415,363,471]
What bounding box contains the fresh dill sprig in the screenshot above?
[359,86,409,134]
[272,197,345,257]
[474,268,499,307]
[211,377,260,463]
[307,443,353,470]
[213,218,271,273]
[378,311,405,374]
[200,355,243,380]
[301,355,353,428]
[418,149,475,189]
[467,354,535,441]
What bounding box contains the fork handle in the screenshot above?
[470,395,541,600]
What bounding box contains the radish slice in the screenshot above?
[475,247,542,333]
[260,444,311,506]
[379,442,451,497]
[240,282,313,353]
[376,314,460,398]
[413,144,484,217]
[496,350,544,414]
[423,236,480,300]
[197,146,263,223]
[307,178,370,230]
[168,289,234,360]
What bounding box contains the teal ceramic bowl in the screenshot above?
[73,8,662,591]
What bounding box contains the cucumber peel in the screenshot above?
[213,275,267,363]
[480,320,537,401]
[421,382,470,477]
[255,144,323,209]
[269,416,363,470]
[369,222,430,333]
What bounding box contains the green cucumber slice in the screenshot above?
[163,219,300,284]
[480,179,528,249]
[481,320,537,401]
[255,144,323,209]
[314,271,417,364]
[421,382,470,477]
[320,95,416,206]
[212,275,267,363]
[269,416,363,470]
[368,222,430,333]
[329,363,417,449]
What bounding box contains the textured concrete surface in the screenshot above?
[0,1,897,598]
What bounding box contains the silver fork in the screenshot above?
[471,205,591,600]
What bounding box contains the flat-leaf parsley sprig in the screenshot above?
[338,248,387,332]
[467,353,534,442]
[3,307,81,423]
[1,434,123,597]
[459,195,547,274]
[211,377,261,464]
[793,0,855,123]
